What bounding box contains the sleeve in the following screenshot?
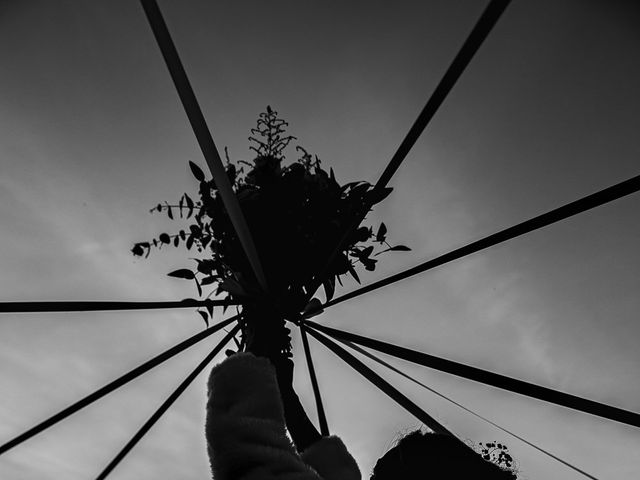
[301,436,361,480]
[205,353,323,480]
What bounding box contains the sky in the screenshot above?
[1,0,640,478]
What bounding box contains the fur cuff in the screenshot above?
[301,436,361,480]
[207,353,284,421]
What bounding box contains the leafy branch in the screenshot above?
[147,193,201,220]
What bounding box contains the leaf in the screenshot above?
[219,278,248,297]
[184,194,194,218]
[376,222,387,242]
[375,245,412,255]
[167,269,195,280]
[302,298,324,318]
[362,258,377,271]
[200,276,218,286]
[347,263,360,284]
[173,235,179,247]
[178,196,184,218]
[349,183,371,200]
[355,226,370,243]
[197,309,209,327]
[159,233,170,244]
[167,205,173,219]
[189,161,205,181]
[186,234,195,250]
[205,301,214,317]
[365,186,393,205]
[179,230,186,240]
[197,259,216,274]
[131,243,146,257]
[340,181,365,193]
[323,277,335,302]
[351,245,373,259]
[196,279,202,297]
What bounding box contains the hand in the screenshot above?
[272,357,295,394]
[244,314,292,360]
[271,356,323,450]
[245,322,271,358]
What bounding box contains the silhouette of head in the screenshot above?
[370,431,516,479]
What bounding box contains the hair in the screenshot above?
[370,430,517,479]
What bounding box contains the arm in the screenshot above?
[205,353,322,480]
[237,318,361,480]
[273,357,322,452]
[243,315,321,451]
[273,357,362,480]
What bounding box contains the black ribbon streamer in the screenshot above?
[299,324,330,436]
[95,324,241,479]
[0,299,235,314]
[321,173,640,311]
[305,324,458,439]
[336,337,600,480]
[307,0,512,300]
[0,316,238,456]
[140,0,268,292]
[307,321,640,429]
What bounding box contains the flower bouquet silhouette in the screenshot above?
[133,107,409,359]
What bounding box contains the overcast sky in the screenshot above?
[1,1,640,479]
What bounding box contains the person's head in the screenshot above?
[371,430,516,479]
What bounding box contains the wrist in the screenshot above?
[278,379,296,397]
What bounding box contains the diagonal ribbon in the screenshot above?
[140,0,268,292]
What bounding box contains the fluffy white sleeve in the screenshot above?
[205,353,360,480]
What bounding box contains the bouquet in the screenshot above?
[132,107,409,358]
